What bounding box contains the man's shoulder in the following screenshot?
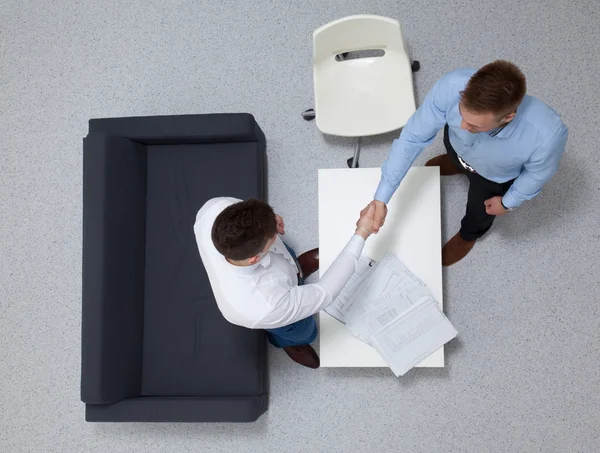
[436,68,477,91]
[519,95,567,142]
[195,197,241,230]
[196,196,241,220]
[194,197,240,269]
[216,265,290,327]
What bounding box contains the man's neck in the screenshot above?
[226,257,254,267]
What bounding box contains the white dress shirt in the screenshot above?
[194,197,366,329]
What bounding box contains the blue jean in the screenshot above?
[265,243,318,348]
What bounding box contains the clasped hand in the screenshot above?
[355,200,387,238]
[357,195,507,238]
[357,200,388,235]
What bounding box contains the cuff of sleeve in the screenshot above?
[501,189,524,209]
[345,234,366,257]
[374,179,394,204]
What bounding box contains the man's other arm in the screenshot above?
[502,125,568,208]
[374,76,453,204]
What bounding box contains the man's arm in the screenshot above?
[374,76,452,204]
[257,233,366,327]
[502,125,568,208]
[256,204,376,328]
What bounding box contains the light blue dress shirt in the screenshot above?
[374,68,568,208]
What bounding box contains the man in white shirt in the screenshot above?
[194,197,376,368]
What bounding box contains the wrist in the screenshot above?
[355,227,371,240]
[501,200,516,212]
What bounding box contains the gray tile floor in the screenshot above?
[1,0,599,452]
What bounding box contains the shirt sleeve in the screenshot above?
[256,235,365,327]
[374,76,452,204]
[502,125,568,208]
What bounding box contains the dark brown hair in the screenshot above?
[211,199,277,261]
[461,60,526,116]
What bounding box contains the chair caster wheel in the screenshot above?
[411,60,421,73]
[347,157,359,168]
[302,109,316,121]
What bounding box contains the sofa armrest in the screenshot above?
[85,395,268,422]
[81,133,147,404]
[88,113,266,145]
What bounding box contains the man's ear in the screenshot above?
[502,111,516,123]
[247,255,261,265]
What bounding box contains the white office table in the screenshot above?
[318,167,443,368]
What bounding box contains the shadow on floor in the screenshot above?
[319,337,463,388]
[93,413,269,437]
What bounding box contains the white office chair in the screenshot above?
[303,15,419,167]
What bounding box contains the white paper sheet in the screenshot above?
[369,297,458,377]
[325,252,458,376]
[324,255,374,323]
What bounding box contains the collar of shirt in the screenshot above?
[222,253,271,274]
[222,237,295,274]
[491,97,528,139]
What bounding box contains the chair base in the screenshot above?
[347,157,359,168]
[347,137,362,168]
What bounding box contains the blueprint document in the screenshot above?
[324,253,458,376]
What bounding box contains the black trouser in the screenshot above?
[443,125,515,241]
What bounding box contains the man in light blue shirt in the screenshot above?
[370,60,568,265]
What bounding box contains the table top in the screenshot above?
[318,167,443,368]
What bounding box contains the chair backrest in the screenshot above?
[313,15,407,63]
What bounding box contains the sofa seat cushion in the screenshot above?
[141,142,266,397]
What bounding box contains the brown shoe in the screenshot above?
[283,345,320,369]
[425,154,464,176]
[297,248,319,279]
[442,233,476,266]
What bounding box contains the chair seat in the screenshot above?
[314,50,416,137]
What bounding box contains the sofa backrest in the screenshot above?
[88,113,265,145]
[81,133,147,404]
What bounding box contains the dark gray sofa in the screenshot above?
[81,114,268,422]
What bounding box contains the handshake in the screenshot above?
[354,200,388,240]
